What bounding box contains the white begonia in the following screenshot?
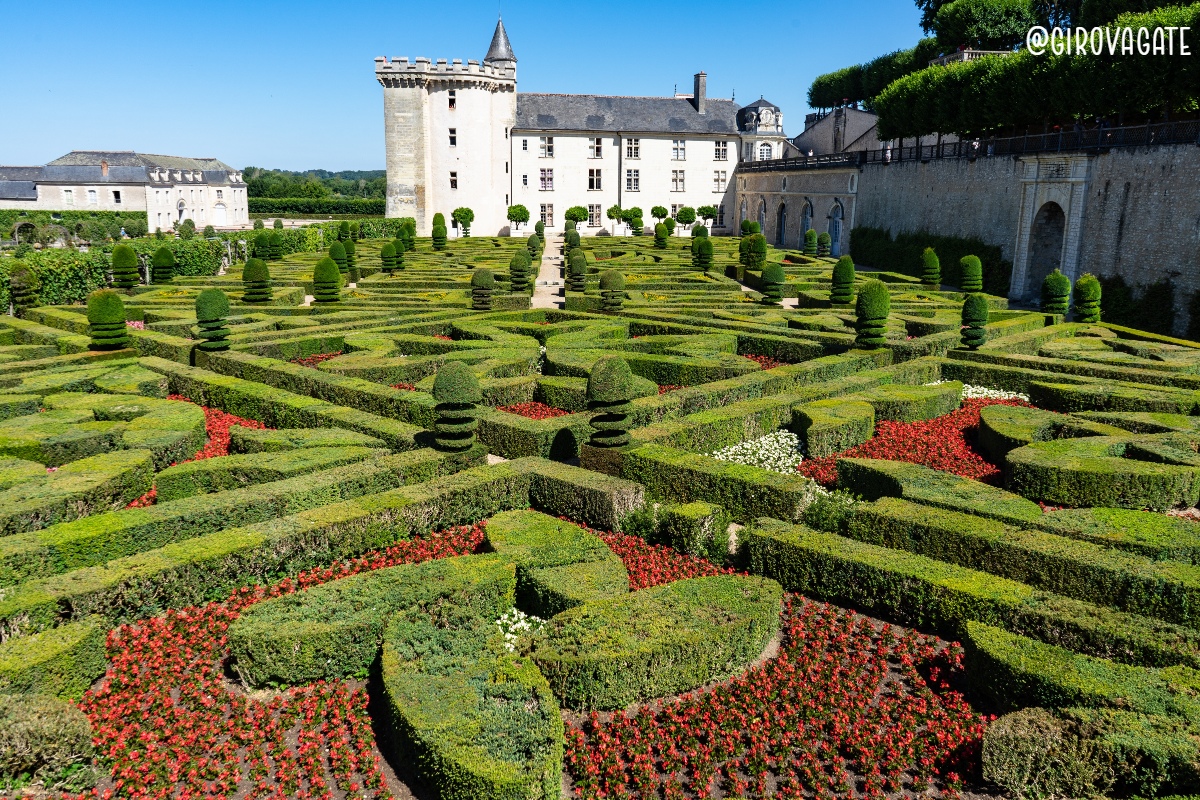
[709,431,805,475]
[494,607,545,653]
[925,381,1029,403]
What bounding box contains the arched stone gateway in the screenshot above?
[1024,201,1066,298]
[776,203,787,247]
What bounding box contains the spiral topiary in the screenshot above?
[268,232,283,261]
[565,220,576,232]
[692,224,708,239]
[855,279,890,349]
[1041,269,1071,315]
[195,289,231,352]
[509,249,533,293]
[433,212,446,228]
[690,235,703,266]
[313,257,342,303]
[587,356,636,448]
[663,217,676,235]
[393,234,407,255]
[254,232,271,260]
[696,238,714,273]
[471,269,494,311]
[392,240,406,271]
[961,293,990,349]
[338,221,350,241]
[110,244,140,289]
[653,223,668,249]
[8,263,38,317]
[566,229,580,250]
[535,220,545,239]
[803,228,818,256]
[151,246,175,284]
[350,221,361,240]
[960,255,983,292]
[343,239,359,282]
[567,248,587,291]
[432,361,481,452]
[761,262,785,305]
[1074,272,1102,323]
[747,234,768,269]
[740,219,753,236]
[600,270,625,313]
[87,289,129,350]
[527,234,541,259]
[817,232,832,257]
[241,258,272,303]
[328,242,347,275]
[432,225,448,251]
[739,236,752,266]
[402,219,416,250]
[830,256,855,304]
[380,243,397,273]
[630,218,644,236]
[921,247,941,287]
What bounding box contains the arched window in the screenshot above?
[757,200,766,233]
[828,201,844,257]
[739,199,748,229]
[776,203,787,247]
[758,142,772,161]
[801,201,813,235]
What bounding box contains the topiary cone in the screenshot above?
[817,232,832,257]
[803,229,818,256]
[110,244,140,290]
[328,242,347,275]
[380,243,397,273]
[830,256,855,304]
[253,232,271,260]
[343,239,358,282]
[586,355,636,448]
[961,293,990,350]
[509,249,533,293]
[432,361,481,452]
[653,223,668,249]
[1041,269,1071,315]
[855,279,890,349]
[566,229,580,250]
[151,246,176,284]
[8,263,38,317]
[241,258,272,302]
[313,257,342,303]
[268,232,283,261]
[748,234,768,269]
[567,249,587,291]
[920,247,941,287]
[471,269,494,311]
[87,289,129,350]
[599,270,625,313]
[960,255,983,292]
[195,288,231,352]
[1074,273,1102,323]
[761,262,785,305]
[697,238,714,273]
[432,225,448,250]
[527,234,541,259]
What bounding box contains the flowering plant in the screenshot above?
[497,401,571,420]
[710,431,804,474]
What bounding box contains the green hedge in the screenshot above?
[155,445,383,502]
[0,693,98,792]
[807,38,941,108]
[857,380,961,421]
[0,618,107,699]
[792,399,875,458]
[229,426,387,452]
[248,198,385,215]
[849,226,1011,295]
[1041,507,1200,565]
[0,250,108,311]
[1,210,147,240]
[651,502,732,563]
[1029,380,1200,415]
[533,575,782,709]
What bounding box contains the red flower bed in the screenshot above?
[124,487,157,510]
[290,351,343,369]
[390,383,417,392]
[433,334,453,341]
[593,529,735,590]
[167,394,269,463]
[69,523,486,800]
[565,597,985,800]
[497,401,571,420]
[799,397,1028,487]
[657,384,684,395]
[744,353,785,370]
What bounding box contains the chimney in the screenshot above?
[693,71,706,115]
[100,159,109,177]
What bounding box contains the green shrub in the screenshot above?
[630,217,644,236]
[194,289,231,352]
[0,694,97,792]
[760,262,785,305]
[267,232,283,261]
[740,219,753,235]
[109,244,139,290]
[653,502,731,564]
[697,238,714,273]
[850,226,1012,295]
[747,234,768,269]
[328,241,347,274]
[854,279,890,348]
[692,224,708,238]
[804,228,818,256]
[253,231,271,259]
[817,231,832,257]
[527,233,541,258]
[433,361,481,452]
[1075,272,1102,323]
[508,249,532,293]
[567,248,587,291]
[150,246,175,284]
[253,218,264,230]
[960,254,983,291]
[241,258,272,302]
[7,264,37,318]
[343,239,358,282]
[793,399,875,457]
[982,708,1110,800]
[830,256,855,304]
[273,218,284,231]
[534,220,545,239]
[565,229,580,250]
[921,247,941,286]
[85,289,128,351]
[653,223,668,249]
[471,269,494,311]
[587,356,635,448]
[338,220,350,241]
[663,217,676,235]
[599,270,624,313]
[739,235,752,266]
[432,224,448,250]
[961,293,990,349]
[312,257,342,303]
[1042,269,1071,315]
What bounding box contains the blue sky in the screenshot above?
[0,0,925,171]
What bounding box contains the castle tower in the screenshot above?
[375,18,517,235]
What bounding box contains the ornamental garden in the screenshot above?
[3,217,1200,800]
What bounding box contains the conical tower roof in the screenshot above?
[484,17,516,63]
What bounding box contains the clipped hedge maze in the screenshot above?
[4,227,1200,799]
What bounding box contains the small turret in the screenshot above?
[483,17,516,68]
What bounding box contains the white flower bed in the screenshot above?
[495,607,545,653]
[926,381,1029,403]
[709,431,805,474]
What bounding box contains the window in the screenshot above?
[715,141,728,161]
[87,189,97,205]
[717,205,726,227]
[522,139,528,151]
[540,169,554,191]
[448,90,456,110]
[744,143,753,160]
[540,204,554,226]
[626,139,640,159]
[522,174,528,186]
[215,190,223,200]
[63,189,74,205]
[539,137,554,158]
[450,172,458,189]
[449,128,457,147]
[670,204,680,217]
[625,169,640,191]
[759,142,773,161]
[671,170,685,192]
[587,204,602,227]
[589,138,603,158]
[672,140,686,160]
[713,170,727,192]
[157,212,162,228]
[112,190,122,204]
[588,169,602,191]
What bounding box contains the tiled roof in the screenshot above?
[514,94,741,135]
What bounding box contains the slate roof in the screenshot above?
[514,94,741,135]
[483,18,516,63]
[0,181,36,200]
[0,152,243,190]
[46,151,235,171]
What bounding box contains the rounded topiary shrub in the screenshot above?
[692,224,708,239]
[253,232,271,260]
[0,693,98,793]
[761,262,785,305]
[527,234,542,258]
[241,258,272,303]
[663,217,676,235]
[630,217,644,236]
[1074,272,1102,323]
[600,270,625,313]
[744,234,767,269]
[697,238,714,273]
[471,268,494,311]
[195,289,231,352]
[8,264,38,317]
[87,289,129,350]
[343,239,358,282]
[253,218,264,230]
[328,242,347,275]
[738,235,752,266]
[350,221,361,240]
[803,228,818,256]
[393,234,408,255]
[509,249,533,293]
[151,246,176,284]
[431,225,447,251]
[567,248,587,291]
[110,244,140,289]
[817,231,832,257]
[566,229,581,250]
[921,247,941,287]
[432,212,446,228]
[587,355,636,448]
[432,361,481,452]
[961,293,990,349]
[535,220,545,239]
[740,219,753,236]
[960,255,983,292]
[855,279,890,349]
[268,232,283,261]
[273,218,284,231]
[830,256,855,304]
[565,220,577,232]
[313,257,342,303]
[653,223,668,249]
[1041,269,1071,315]
[380,242,397,274]
[338,221,350,241]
